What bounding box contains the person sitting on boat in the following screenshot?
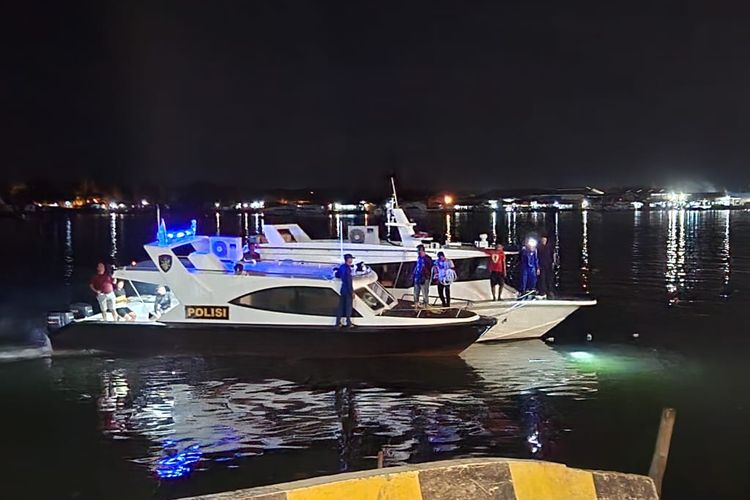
[244,242,261,262]
[89,262,117,321]
[432,251,456,307]
[114,281,137,321]
[520,237,539,295]
[150,286,171,319]
[412,244,433,308]
[334,254,355,327]
[484,243,506,300]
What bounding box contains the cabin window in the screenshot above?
[230,286,344,316]
[278,229,296,242]
[368,282,396,307]
[453,257,491,282]
[368,263,401,287]
[356,288,385,311]
[395,262,416,288]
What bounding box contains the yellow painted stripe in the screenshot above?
[286,471,422,500]
[509,461,597,500]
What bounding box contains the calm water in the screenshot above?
[0,210,748,499]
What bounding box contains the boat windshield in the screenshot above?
[355,288,385,312]
[368,281,396,307]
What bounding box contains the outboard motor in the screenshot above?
[69,302,94,319]
[47,311,74,333]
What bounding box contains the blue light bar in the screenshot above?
[157,219,198,246]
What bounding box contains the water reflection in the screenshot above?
[445,213,452,243]
[554,211,560,288]
[581,211,589,291]
[109,213,118,265]
[63,217,73,284]
[665,209,686,304]
[253,213,263,235]
[214,212,221,236]
[91,343,601,481]
[506,211,517,245]
[721,210,731,291]
[491,211,498,244]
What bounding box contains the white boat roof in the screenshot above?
[117,258,374,282]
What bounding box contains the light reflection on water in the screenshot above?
[63,216,74,284]
[89,342,631,483]
[580,210,589,291]
[109,213,119,265]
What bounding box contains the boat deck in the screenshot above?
[382,300,476,319]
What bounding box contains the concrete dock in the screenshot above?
[182,457,658,500]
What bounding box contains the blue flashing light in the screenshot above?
[157,219,198,246]
[155,443,202,479]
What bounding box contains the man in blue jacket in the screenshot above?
[412,244,433,307]
[520,238,539,294]
[335,254,355,327]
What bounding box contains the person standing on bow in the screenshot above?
[412,244,433,307]
[538,236,555,298]
[520,238,539,295]
[335,253,355,327]
[485,243,506,300]
[432,251,456,307]
[90,262,117,321]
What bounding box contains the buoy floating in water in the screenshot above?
[586,333,593,341]
[632,333,640,339]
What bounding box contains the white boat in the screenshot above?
[47,221,494,357]
[256,185,596,342]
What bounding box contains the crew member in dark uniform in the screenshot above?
[538,236,555,298]
[335,254,355,327]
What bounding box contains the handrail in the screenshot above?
[395,292,471,317]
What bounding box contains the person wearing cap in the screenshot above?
[520,237,539,294]
[335,254,355,327]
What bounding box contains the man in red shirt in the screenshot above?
[485,243,506,300]
[90,262,117,321]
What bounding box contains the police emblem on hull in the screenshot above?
[158,254,173,272]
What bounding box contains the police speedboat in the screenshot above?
[47,221,494,357]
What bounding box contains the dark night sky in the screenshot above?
[2,1,750,191]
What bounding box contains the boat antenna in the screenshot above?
[155,204,161,233]
[390,176,399,208]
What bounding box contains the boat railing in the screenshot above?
[395,293,472,318]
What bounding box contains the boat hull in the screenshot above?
[469,299,596,342]
[48,318,496,358]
